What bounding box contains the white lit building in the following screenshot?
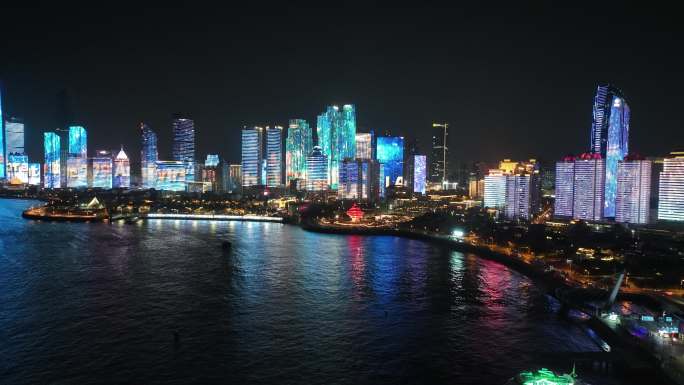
[572,153,605,221]
[553,157,575,218]
[658,152,684,222]
[615,158,652,224]
[483,169,507,209]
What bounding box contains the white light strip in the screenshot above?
[144,213,284,222]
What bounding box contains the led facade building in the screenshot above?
[376,136,404,187]
[468,178,485,200]
[113,148,130,188]
[306,146,328,191]
[430,123,448,183]
[658,153,684,222]
[338,158,380,202]
[5,117,24,155]
[265,125,283,187]
[67,126,87,188]
[172,115,195,182]
[484,170,507,209]
[43,132,61,188]
[7,153,29,184]
[355,132,373,160]
[413,155,427,195]
[316,104,356,189]
[504,174,540,220]
[589,85,630,218]
[155,161,186,191]
[553,157,575,218]
[28,163,40,186]
[572,153,605,221]
[241,126,263,187]
[223,163,242,193]
[615,157,652,224]
[286,119,313,185]
[90,150,113,189]
[202,154,221,192]
[140,123,158,189]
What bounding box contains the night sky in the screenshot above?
[1,2,682,168]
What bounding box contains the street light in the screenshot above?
[432,122,448,188]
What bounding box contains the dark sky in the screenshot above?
[1,2,682,167]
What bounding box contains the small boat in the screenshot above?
[506,367,585,385]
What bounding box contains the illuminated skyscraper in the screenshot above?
[658,152,684,222]
[202,154,221,192]
[376,136,404,187]
[172,115,195,182]
[90,150,113,189]
[553,157,576,218]
[113,148,130,188]
[7,153,28,184]
[504,173,540,220]
[155,161,186,191]
[67,126,87,188]
[355,132,372,160]
[43,132,61,188]
[589,85,629,218]
[5,117,24,155]
[316,104,356,189]
[413,155,427,195]
[572,153,605,221]
[223,163,242,193]
[615,157,652,224]
[430,123,448,183]
[241,126,263,187]
[484,170,507,209]
[339,158,380,202]
[28,163,40,186]
[265,125,283,187]
[140,123,158,189]
[306,146,328,191]
[286,119,313,185]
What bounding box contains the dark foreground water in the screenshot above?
[0,199,625,384]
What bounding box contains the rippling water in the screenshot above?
[0,199,624,384]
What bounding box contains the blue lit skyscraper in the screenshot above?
[5,117,24,155]
[141,123,158,189]
[44,132,61,188]
[67,125,87,188]
[306,146,328,191]
[286,119,313,184]
[241,126,263,187]
[90,150,113,189]
[172,115,195,182]
[413,155,427,195]
[376,136,404,187]
[266,125,283,187]
[316,104,356,189]
[589,85,629,218]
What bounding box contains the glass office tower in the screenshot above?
[316,104,356,189]
[589,85,629,218]
[241,126,264,187]
[413,155,427,195]
[113,148,130,188]
[67,126,87,188]
[306,146,328,191]
[172,115,195,182]
[141,123,158,189]
[265,125,283,187]
[44,132,61,188]
[376,136,404,187]
[355,132,373,160]
[286,119,313,184]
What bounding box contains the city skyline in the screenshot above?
[1,4,683,166]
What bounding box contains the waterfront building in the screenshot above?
[28,163,40,186]
[90,150,113,189]
[172,114,195,182]
[113,147,130,188]
[355,132,373,160]
[316,104,356,189]
[6,153,29,184]
[43,132,60,188]
[286,119,313,185]
[306,146,328,191]
[504,173,540,221]
[265,125,283,187]
[483,169,507,209]
[223,163,241,193]
[202,154,221,192]
[413,155,427,195]
[338,158,381,202]
[572,153,605,221]
[376,136,404,187]
[553,157,575,218]
[615,156,652,224]
[67,126,87,188]
[589,85,630,218]
[241,126,263,187]
[140,123,158,189]
[155,161,186,191]
[658,152,684,221]
[468,177,485,200]
[5,117,24,155]
[430,123,448,183]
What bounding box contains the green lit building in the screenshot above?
[286,119,312,187]
[316,104,356,190]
